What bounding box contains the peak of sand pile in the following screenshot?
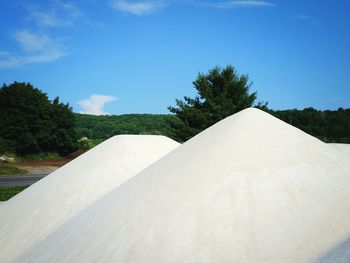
[0,135,179,263]
[3,109,350,263]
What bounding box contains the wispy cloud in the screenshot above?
[297,13,319,25]
[78,94,118,115]
[30,10,72,27]
[28,1,83,28]
[203,0,275,9]
[14,30,52,52]
[107,0,275,14]
[0,52,66,69]
[109,0,165,15]
[0,2,106,69]
[0,30,66,68]
[57,1,83,18]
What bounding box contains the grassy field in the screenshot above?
[0,186,28,201]
[0,165,28,175]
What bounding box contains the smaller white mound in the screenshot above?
[0,135,179,263]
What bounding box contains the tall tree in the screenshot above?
[50,97,77,155]
[168,65,257,141]
[0,82,77,155]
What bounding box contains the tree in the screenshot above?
[0,82,77,155]
[168,65,257,141]
[50,97,77,155]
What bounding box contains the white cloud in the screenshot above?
[204,0,275,8]
[297,13,319,25]
[107,0,274,13]
[30,10,72,27]
[109,0,165,15]
[0,52,65,68]
[0,2,87,68]
[78,94,118,115]
[57,1,83,18]
[14,30,51,52]
[28,1,83,28]
[0,30,66,68]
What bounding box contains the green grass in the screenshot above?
[0,166,28,175]
[0,186,28,201]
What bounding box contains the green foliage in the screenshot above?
[77,139,103,150]
[264,107,350,143]
[75,113,178,141]
[0,186,28,201]
[74,108,349,145]
[168,65,257,141]
[50,97,78,155]
[1,78,347,158]
[0,82,77,156]
[0,166,28,175]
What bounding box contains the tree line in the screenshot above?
[75,113,178,140]
[268,108,350,143]
[0,66,349,157]
[76,109,350,144]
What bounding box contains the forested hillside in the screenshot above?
[75,108,350,144]
[270,107,350,143]
[75,114,179,141]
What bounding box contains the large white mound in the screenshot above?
[329,143,350,158]
[0,135,179,263]
[4,109,350,263]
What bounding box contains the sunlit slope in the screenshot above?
[328,143,350,158]
[0,135,179,263]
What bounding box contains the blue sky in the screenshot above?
[0,0,349,115]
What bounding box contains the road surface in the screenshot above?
[0,174,47,186]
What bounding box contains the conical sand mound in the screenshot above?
[3,109,350,263]
[329,143,350,158]
[0,135,179,263]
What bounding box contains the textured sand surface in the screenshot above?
[0,135,179,263]
[329,143,350,157]
[2,109,350,263]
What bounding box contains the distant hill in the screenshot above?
[75,113,179,141]
[269,108,350,143]
[75,108,350,144]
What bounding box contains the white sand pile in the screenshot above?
[329,143,350,157]
[3,109,350,263]
[0,135,179,263]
